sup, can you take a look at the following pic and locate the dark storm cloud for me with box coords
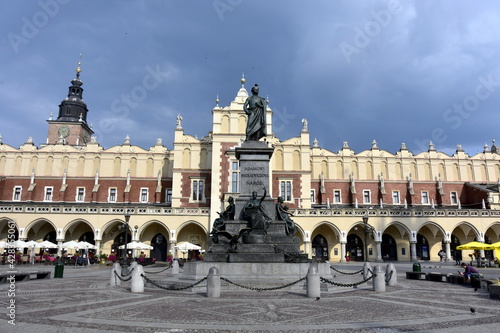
[1,0,500,156]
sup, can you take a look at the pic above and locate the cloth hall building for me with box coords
[1,69,500,263]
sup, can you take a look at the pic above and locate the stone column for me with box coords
[57,240,63,257]
[94,240,101,256]
[444,241,452,262]
[410,241,417,262]
[375,241,383,262]
[340,241,347,262]
[301,240,310,258]
[170,241,177,259]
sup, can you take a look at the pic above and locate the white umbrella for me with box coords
[61,240,81,249]
[25,240,43,248]
[78,241,97,250]
[39,240,58,249]
[0,240,9,248]
[11,240,28,248]
[118,241,153,250]
[175,241,201,251]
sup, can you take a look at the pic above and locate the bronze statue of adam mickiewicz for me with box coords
[244,84,267,141]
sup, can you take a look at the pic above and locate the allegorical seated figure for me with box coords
[243,188,272,234]
[210,196,235,244]
[276,196,297,236]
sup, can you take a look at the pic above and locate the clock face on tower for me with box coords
[58,125,70,138]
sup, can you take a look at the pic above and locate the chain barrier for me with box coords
[330,266,364,275]
[385,270,393,283]
[320,274,375,288]
[144,266,171,274]
[141,274,207,291]
[114,270,133,282]
[220,276,307,291]
[119,266,135,277]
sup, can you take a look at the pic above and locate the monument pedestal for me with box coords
[204,140,307,269]
[181,261,333,290]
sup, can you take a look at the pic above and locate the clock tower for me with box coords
[47,56,94,146]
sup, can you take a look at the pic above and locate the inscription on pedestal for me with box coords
[241,166,268,186]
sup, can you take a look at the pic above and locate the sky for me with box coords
[1,0,500,156]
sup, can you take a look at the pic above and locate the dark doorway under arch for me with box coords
[416,234,430,260]
[151,233,167,261]
[346,234,364,261]
[312,235,329,261]
[381,234,397,261]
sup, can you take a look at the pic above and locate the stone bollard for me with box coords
[306,265,320,298]
[171,260,180,275]
[110,262,121,287]
[130,261,138,270]
[363,262,372,281]
[386,263,397,286]
[131,264,145,293]
[206,267,221,298]
[372,265,386,292]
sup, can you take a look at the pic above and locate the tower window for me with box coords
[66,107,71,115]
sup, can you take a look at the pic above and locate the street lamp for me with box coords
[121,212,131,264]
[362,215,375,262]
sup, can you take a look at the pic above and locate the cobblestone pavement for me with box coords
[0,262,499,333]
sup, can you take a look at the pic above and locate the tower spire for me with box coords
[76,54,82,79]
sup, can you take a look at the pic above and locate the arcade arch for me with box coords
[176,220,208,260]
[24,218,57,242]
[310,222,341,262]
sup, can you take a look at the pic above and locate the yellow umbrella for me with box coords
[484,241,500,250]
[456,241,489,250]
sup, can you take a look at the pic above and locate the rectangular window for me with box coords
[334,190,341,203]
[280,180,292,202]
[140,188,149,203]
[450,191,458,205]
[231,161,239,193]
[165,189,172,203]
[421,191,429,204]
[392,191,400,204]
[108,188,117,203]
[192,180,204,202]
[13,186,22,201]
[310,189,316,204]
[44,187,53,202]
[363,190,371,204]
[76,187,85,202]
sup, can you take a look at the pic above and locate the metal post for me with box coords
[123,213,130,264]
